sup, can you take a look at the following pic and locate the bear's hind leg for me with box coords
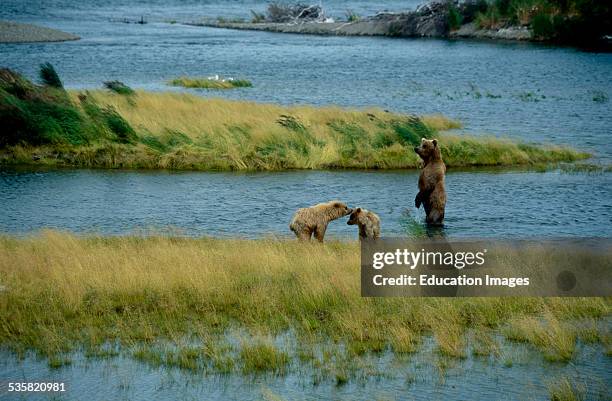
[296,229,313,241]
[426,209,444,225]
[314,225,327,242]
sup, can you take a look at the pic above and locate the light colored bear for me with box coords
[290,200,352,242]
[347,207,381,240]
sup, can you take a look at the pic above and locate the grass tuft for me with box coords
[168,76,253,89]
[504,313,576,362]
[39,63,63,89]
[240,341,289,374]
[104,81,135,96]
[548,377,585,401]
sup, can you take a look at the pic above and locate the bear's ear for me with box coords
[355,207,362,213]
[432,139,438,147]
[333,202,342,208]
[421,138,426,143]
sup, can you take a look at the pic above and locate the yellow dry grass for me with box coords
[0,231,608,372]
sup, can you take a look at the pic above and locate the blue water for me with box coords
[1,0,611,160]
[1,167,611,238]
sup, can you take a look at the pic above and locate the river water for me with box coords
[1,167,611,238]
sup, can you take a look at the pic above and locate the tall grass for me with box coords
[28,90,589,170]
[1,69,590,170]
[0,231,608,373]
[0,68,133,147]
[548,377,586,401]
[39,62,63,89]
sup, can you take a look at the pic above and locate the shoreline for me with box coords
[185,0,611,50]
[0,21,79,43]
[187,19,532,42]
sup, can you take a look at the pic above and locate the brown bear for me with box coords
[289,201,352,242]
[347,208,381,240]
[414,138,446,225]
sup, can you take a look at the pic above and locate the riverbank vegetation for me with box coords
[0,66,590,171]
[168,76,253,89]
[0,231,609,378]
[473,0,611,44]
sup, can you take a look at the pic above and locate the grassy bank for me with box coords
[0,231,609,377]
[168,76,253,89]
[0,67,590,171]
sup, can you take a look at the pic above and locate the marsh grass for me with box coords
[504,313,576,362]
[470,328,499,358]
[16,90,587,170]
[547,377,586,401]
[168,77,253,89]
[1,69,589,170]
[240,340,289,374]
[103,80,135,96]
[0,231,609,377]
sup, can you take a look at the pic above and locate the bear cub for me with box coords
[347,208,381,240]
[290,200,352,242]
[414,138,446,225]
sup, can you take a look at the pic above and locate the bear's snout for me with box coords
[414,146,419,153]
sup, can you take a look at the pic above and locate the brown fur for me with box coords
[414,138,446,225]
[289,201,352,242]
[347,208,380,240]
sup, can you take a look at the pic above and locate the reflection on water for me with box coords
[1,168,611,238]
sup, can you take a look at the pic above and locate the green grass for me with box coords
[240,341,289,374]
[103,80,135,96]
[0,68,133,147]
[0,68,591,170]
[39,62,63,89]
[168,76,253,89]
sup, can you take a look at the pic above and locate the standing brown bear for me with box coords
[347,208,381,240]
[414,138,446,225]
[290,200,352,242]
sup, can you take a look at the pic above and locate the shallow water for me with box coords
[0,337,609,401]
[1,168,610,238]
[1,1,611,161]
